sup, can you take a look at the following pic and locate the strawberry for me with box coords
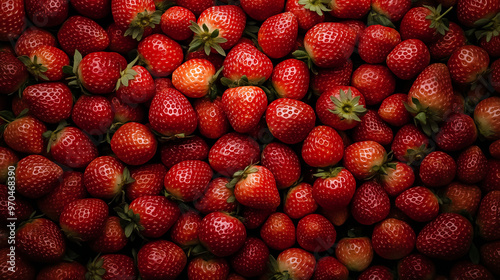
[312,167,356,210]
[372,218,416,260]
[396,186,439,222]
[476,190,500,241]
[419,151,456,187]
[16,218,65,263]
[2,114,47,155]
[0,248,35,280]
[37,171,87,221]
[313,256,348,280]
[316,85,367,131]
[221,86,267,134]
[335,237,373,272]
[456,145,488,184]
[482,159,500,192]
[70,0,110,19]
[160,136,209,169]
[480,33,500,58]
[110,122,157,165]
[149,88,198,137]
[0,51,28,95]
[193,97,230,139]
[83,156,132,199]
[397,254,435,280]
[172,59,218,99]
[14,27,56,57]
[358,24,401,64]
[123,195,180,238]
[416,213,473,260]
[170,210,201,247]
[302,125,344,168]
[230,237,270,278]
[16,155,63,199]
[106,23,138,55]
[25,0,68,28]
[138,34,183,77]
[262,142,301,189]
[189,5,246,56]
[330,0,370,19]
[480,241,500,276]
[222,42,273,86]
[176,0,214,16]
[0,0,25,41]
[405,63,454,136]
[428,21,466,60]
[258,12,298,59]
[21,82,73,124]
[369,0,412,24]
[110,95,145,123]
[351,64,396,106]
[386,39,431,80]
[271,59,309,100]
[351,181,390,225]
[241,206,275,230]
[208,132,260,177]
[271,248,316,280]
[194,177,237,214]
[457,0,500,27]
[160,6,195,41]
[491,139,500,159]
[343,140,389,180]
[199,211,247,257]
[266,98,316,144]
[126,163,166,201]
[86,254,137,280]
[358,266,394,280]
[490,59,500,93]
[18,46,69,82]
[297,213,336,252]
[352,110,393,146]
[240,0,284,21]
[46,126,98,169]
[400,5,453,43]
[260,212,296,251]
[450,261,495,280]
[295,22,356,68]
[36,261,86,280]
[379,161,415,196]
[137,240,187,280]
[285,0,324,31]
[474,97,500,140]
[0,147,18,184]
[448,45,490,84]
[187,257,229,280]
[164,160,212,202]
[57,16,110,57]
[111,0,160,41]
[311,60,353,95]
[391,124,431,164]
[378,93,414,126]
[88,216,128,253]
[441,182,481,215]
[116,65,155,104]
[59,198,109,242]
[283,183,318,219]
[435,113,477,151]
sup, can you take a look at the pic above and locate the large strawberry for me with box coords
[240,0,284,21]
[21,82,73,124]
[137,240,187,280]
[266,98,316,144]
[351,181,390,225]
[111,0,161,41]
[110,122,157,165]
[59,198,109,242]
[46,126,98,169]
[351,64,396,106]
[222,86,268,133]
[164,160,212,202]
[270,248,316,280]
[302,125,344,168]
[271,59,310,100]
[296,214,336,252]
[138,34,184,77]
[258,12,298,59]
[260,212,296,251]
[83,156,133,199]
[15,155,63,199]
[198,211,247,257]
[16,218,65,263]
[386,39,431,80]
[312,167,356,210]
[2,114,46,154]
[57,16,110,57]
[0,0,25,41]
[372,218,415,260]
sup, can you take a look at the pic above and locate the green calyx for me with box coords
[115,56,140,91]
[292,48,317,75]
[405,143,433,165]
[367,11,395,28]
[85,255,106,280]
[225,165,259,189]
[43,120,69,153]
[313,166,344,179]
[64,49,89,95]
[475,12,500,42]
[124,10,162,41]
[404,97,441,136]
[188,22,228,56]
[18,55,49,81]
[328,88,367,122]
[114,203,145,241]
[298,0,331,16]
[424,4,452,36]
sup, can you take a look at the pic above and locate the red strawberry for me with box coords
[231,237,270,278]
[490,59,500,94]
[110,122,157,165]
[479,33,500,57]
[369,0,412,24]
[111,0,160,41]
[397,254,435,280]
[59,198,109,242]
[199,211,247,257]
[386,39,431,80]
[109,95,145,123]
[222,42,273,85]
[84,156,132,199]
[302,125,344,168]
[481,241,500,276]
[126,163,167,201]
[18,46,69,82]
[335,237,373,272]
[313,256,348,280]
[86,254,137,280]
[491,139,500,159]
[482,159,500,192]
[283,182,318,219]
[260,212,295,251]
[172,59,217,99]
[429,21,466,60]
[16,218,65,263]
[312,167,356,210]
[25,0,68,28]
[0,184,33,225]
[193,97,229,139]
[311,60,353,95]
[37,171,87,221]
[358,266,394,280]
[351,181,390,225]
[330,0,370,19]
[106,23,138,55]
[0,51,28,95]
[137,240,187,280]
[195,177,237,214]
[457,0,500,27]
[400,5,453,43]
[391,124,431,163]
[352,110,393,146]
[419,151,456,187]
[21,82,73,124]
[169,210,201,247]
[416,213,473,260]
[0,147,18,184]
[149,88,198,137]
[358,24,401,64]
[258,12,298,59]
[262,142,301,189]
[3,115,46,154]
[164,160,212,202]
[57,16,110,56]
[441,182,482,215]
[266,98,316,144]
[185,49,225,70]
[138,34,183,77]
[285,0,324,31]
[271,59,310,100]
[116,65,155,104]
[297,213,336,252]
[474,97,500,140]
[241,206,275,230]
[208,132,260,177]
[187,257,229,280]
[88,216,128,253]
[476,190,500,241]
[448,45,489,84]
[379,161,415,196]
[46,126,98,169]
[240,0,284,21]
[36,261,86,280]
[396,186,439,222]
[343,140,388,180]
[456,145,488,184]
[450,261,495,280]
[0,247,35,280]
[271,248,316,280]
[16,155,63,199]
[160,136,209,169]
[14,28,55,56]
[351,64,396,106]
[435,113,477,151]
[160,6,195,41]
[176,0,214,17]
[372,218,416,260]
[70,0,110,19]
[0,0,25,41]
[221,86,268,134]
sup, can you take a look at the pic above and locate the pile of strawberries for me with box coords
[2,0,500,279]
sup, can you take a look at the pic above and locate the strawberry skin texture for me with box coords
[164,160,212,202]
[234,165,281,210]
[3,115,46,154]
[195,177,237,214]
[126,163,167,200]
[419,151,456,187]
[441,182,482,216]
[313,256,349,280]
[70,0,110,19]
[313,168,357,210]
[271,59,310,100]
[111,0,156,31]
[170,210,201,247]
[83,156,127,199]
[72,95,114,135]
[387,39,431,80]
[240,0,284,22]
[88,216,128,253]
[435,113,478,151]
[116,65,155,104]
[77,52,126,94]
[372,218,416,260]
[429,22,466,60]
[352,64,396,106]
[0,51,29,95]
[397,254,436,280]
[172,59,215,99]
[316,85,366,131]
[22,82,73,124]
[128,195,180,238]
[343,140,386,180]
[160,136,209,169]
[25,45,69,81]
[138,34,183,77]
[0,147,18,184]
[199,211,247,257]
[358,24,401,64]
[187,257,230,280]
[160,6,196,41]
[474,97,500,140]
[396,186,439,222]
[15,27,57,57]
[222,86,268,134]
[137,240,187,280]
[476,190,500,241]
[194,96,230,139]
[16,155,63,199]
[335,237,373,272]
[222,42,273,84]
[352,109,393,146]
[457,0,500,27]
[302,125,344,168]
[379,161,415,197]
[57,16,109,57]
[16,218,66,263]
[266,98,316,144]
[285,0,324,31]
[448,45,489,84]
[111,122,157,165]
[59,198,109,242]
[351,181,390,225]
[456,146,488,184]
[358,265,394,280]
[296,214,336,252]
[276,248,316,280]
[262,142,301,189]
[260,212,295,251]
[36,262,86,280]
[0,248,36,280]
[283,183,318,220]
[258,12,298,59]
[25,0,68,28]
[48,126,98,169]
[0,0,25,41]
[230,237,270,278]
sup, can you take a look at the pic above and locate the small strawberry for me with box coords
[316,86,367,131]
[351,181,390,225]
[456,145,488,184]
[358,24,401,64]
[57,16,110,57]
[18,46,69,82]
[358,266,394,280]
[399,5,453,43]
[172,59,219,99]
[88,216,128,253]
[0,51,28,95]
[285,0,324,31]
[271,59,310,100]
[231,237,270,278]
[335,237,373,272]
[59,198,109,242]
[379,161,415,196]
[302,125,344,168]
[396,186,440,222]
[283,182,318,220]
[138,34,184,77]
[111,0,161,41]
[126,163,167,201]
[46,126,98,169]
[0,0,25,41]
[441,182,482,215]
[240,0,284,21]
[386,39,431,80]
[476,190,500,241]
[270,248,316,280]
[297,214,336,252]
[110,122,157,165]
[260,212,296,251]
[397,254,435,280]
[266,98,316,144]
[391,124,431,164]
[419,151,456,187]
[21,82,73,124]
[221,42,273,86]
[25,0,68,28]
[262,142,301,189]
[199,211,247,257]
[106,23,138,55]
[372,218,416,260]
[435,113,478,151]
[2,114,46,154]
[352,110,393,146]
[86,254,137,280]
[169,210,201,247]
[312,167,356,210]
[160,136,209,169]
[187,257,229,280]
[16,218,65,263]
[137,240,187,280]
[448,45,490,84]
[193,96,230,139]
[109,95,145,123]
[310,60,353,95]
[160,6,195,41]
[15,155,63,199]
[36,261,86,280]
[428,21,466,60]
[258,12,298,59]
[84,156,132,200]
[164,160,212,202]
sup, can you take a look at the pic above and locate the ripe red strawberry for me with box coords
[448,45,489,84]
[36,261,86,280]
[396,186,439,222]
[379,161,415,196]
[187,257,229,280]
[343,140,388,180]
[193,97,229,139]
[400,5,453,43]
[186,49,225,70]
[456,145,488,184]
[372,218,416,260]
[297,214,336,252]
[109,95,145,123]
[0,184,33,224]
[429,21,466,59]
[295,22,356,68]
[106,23,138,55]
[283,183,318,219]
[285,0,324,31]
[3,115,46,154]
[480,241,500,276]
[160,136,209,169]
[137,240,187,280]
[313,256,348,280]
[46,126,98,169]
[386,39,431,80]
[172,59,217,99]
[351,181,390,225]
[419,151,456,187]
[160,6,195,41]
[311,60,353,95]
[230,237,269,278]
[405,63,454,136]
[351,64,396,106]
[441,182,482,215]
[86,254,137,280]
[70,0,110,19]
[0,247,35,280]
[199,211,247,257]
[450,261,495,280]
[222,42,273,85]
[88,216,128,253]
[397,254,436,280]
[335,237,373,272]
[25,0,68,28]
[208,132,260,177]
[57,16,109,56]
[358,24,401,64]
[16,218,65,263]
[271,248,316,280]
[138,34,183,77]
[369,0,412,24]
[194,177,237,214]
[271,59,309,100]
[21,82,73,124]
[482,159,500,192]
[258,12,298,59]
[149,88,198,137]
[260,212,295,251]
[59,198,109,242]
[391,124,430,163]
[110,122,157,165]
[474,97,500,140]
[266,98,316,144]
[312,167,356,210]
[240,0,284,21]
[14,27,56,56]
[169,210,201,247]
[302,125,344,168]
[262,142,301,189]
[111,0,160,41]
[0,0,25,41]
[83,156,132,199]
[0,51,28,95]
[126,163,167,201]
[358,265,394,280]
[116,65,155,104]
[124,195,180,238]
[476,190,500,241]
[221,86,267,134]
[176,0,214,16]
[479,32,500,57]
[457,0,500,27]
[164,160,212,202]
[37,171,87,221]
[352,110,393,145]
[435,113,477,151]
[18,46,69,82]
[16,155,63,199]
[417,213,473,260]
[0,147,18,183]
[330,0,370,19]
